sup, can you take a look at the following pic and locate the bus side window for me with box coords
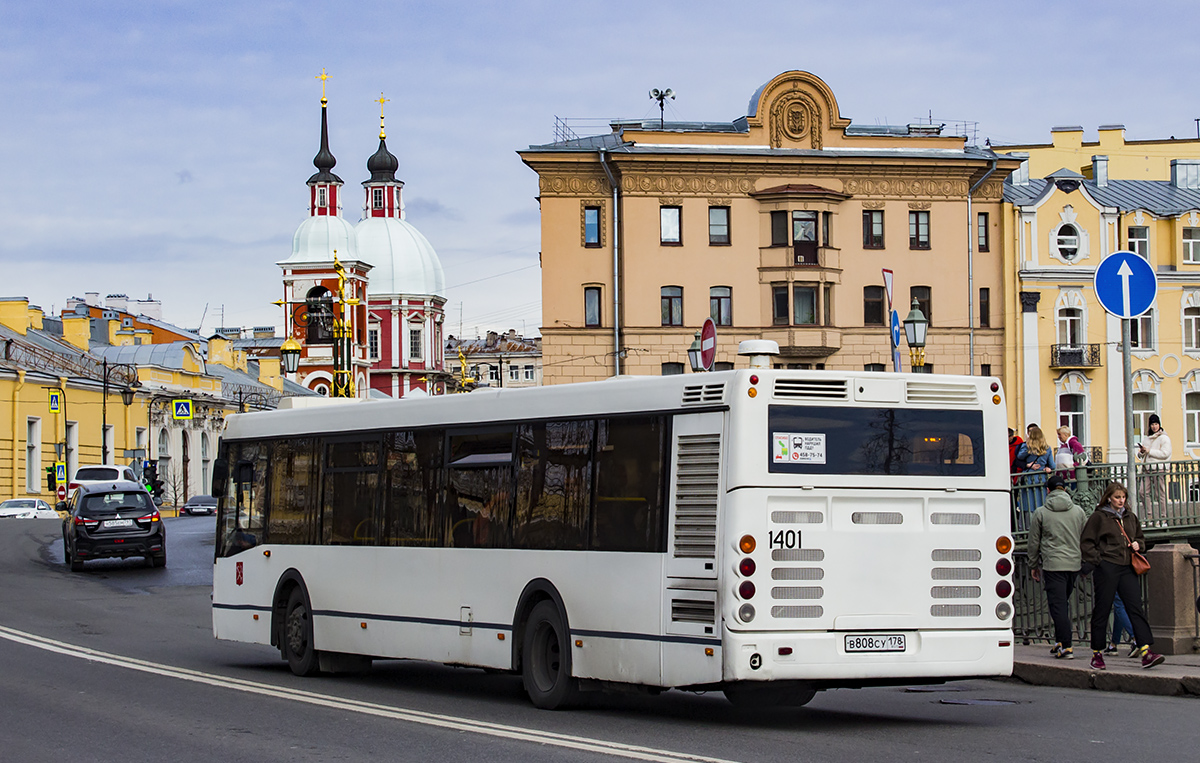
[227,460,261,554]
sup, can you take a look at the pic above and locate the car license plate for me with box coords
[103,519,135,528]
[844,634,906,653]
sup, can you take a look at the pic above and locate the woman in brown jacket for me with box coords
[1080,481,1164,670]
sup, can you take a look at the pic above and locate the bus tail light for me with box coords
[738,558,756,576]
[995,557,1012,576]
[739,535,756,554]
[738,581,756,599]
[995,580,1012,598]
[995,536,1012,554]
[996,602,1012,621]
[738,603,755,622]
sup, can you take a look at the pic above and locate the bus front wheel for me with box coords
[283,588,321,676]
[522,600,578,709]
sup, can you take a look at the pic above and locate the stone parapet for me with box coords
[1146,543,1200,656]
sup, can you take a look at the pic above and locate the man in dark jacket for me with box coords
[1029,475,1086,658]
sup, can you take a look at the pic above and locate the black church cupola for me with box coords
[362,93,404,219]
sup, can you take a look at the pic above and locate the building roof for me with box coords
[1004,175,1200,215]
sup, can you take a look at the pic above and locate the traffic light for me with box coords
[45,465,56,491]
[151,478,165,500]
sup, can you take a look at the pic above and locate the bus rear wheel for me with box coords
[723,682,817,709]
[283,588,321,676]
[522,600,577,709]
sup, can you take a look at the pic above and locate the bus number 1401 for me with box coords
[768,529,801,549]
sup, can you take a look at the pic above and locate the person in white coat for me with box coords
[1137,413,1172,520]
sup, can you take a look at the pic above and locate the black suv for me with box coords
[61,481,166,570]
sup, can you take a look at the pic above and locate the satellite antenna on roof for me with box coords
[649,88,674,130]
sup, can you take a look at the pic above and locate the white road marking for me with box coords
[0,624,740,763]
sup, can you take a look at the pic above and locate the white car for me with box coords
[70,465,140,493]
[0,498,59,519]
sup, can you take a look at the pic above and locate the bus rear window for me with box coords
[767,405,985,477]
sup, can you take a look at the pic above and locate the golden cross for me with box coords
[315,68,331,103]
[376,92,389,138]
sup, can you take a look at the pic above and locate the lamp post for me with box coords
[236,389,271,413]
[280,336,302,374]
[687,331,704,372]
[101,359,141,464]
[902,297,929,373]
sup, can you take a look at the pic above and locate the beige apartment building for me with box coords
[520,70,1020,384]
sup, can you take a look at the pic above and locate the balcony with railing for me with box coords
[1049,343,1102,368]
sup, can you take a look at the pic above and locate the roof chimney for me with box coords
[1092,155,1108,188]
[1171,159,1200,190]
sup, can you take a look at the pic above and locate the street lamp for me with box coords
[280,336,302,374]
[101,359,141,464]
[236,389,271,413]
[902,297,928,372]
[687,331,704,372]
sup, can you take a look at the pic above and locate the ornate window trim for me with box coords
[1054,371,1091,446]
[1182,290,1200,357]
[1183,370,1200,451]
[1049,206,1090,264]
[580,200,606,248]
[1054,289,1087,345]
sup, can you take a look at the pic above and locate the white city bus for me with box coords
[211,368,1014,708]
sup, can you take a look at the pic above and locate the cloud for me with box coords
[405,197,460,221]
[176,170,194,184]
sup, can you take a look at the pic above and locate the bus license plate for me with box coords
[845,634,906,653]
[104,519,134,528]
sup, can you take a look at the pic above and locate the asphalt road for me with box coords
[1,517,1197,763]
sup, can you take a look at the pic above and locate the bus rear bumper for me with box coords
[721,628,1013,684]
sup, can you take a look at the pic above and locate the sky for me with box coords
[1,0,1195,339]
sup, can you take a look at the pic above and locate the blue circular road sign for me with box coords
[890,310,901,348]
[1094,250,1157,319]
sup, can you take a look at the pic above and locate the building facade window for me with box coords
[864,363,886,372]
[487,365,499,383]
[368,327,380,360]
[911,285,932,326]
[770,210,788,246]
[909,211,930,249]
[318,187,327,208]
[509,365,520,381]
[523,365,535,381]
[977,212,989,252]
[772,285,789,325]
[1130,310,1155,350]
[1057,307,1083,347]
[709,286,732,326]
[1186,391,1200,448]
[792,211,818,263]
[708,206,730,245]
[584,286,602,328]
[661,362,684,375]
[583,206,601,247]
[1055,224,1080,261]
[979,287,990,328]
[981,363,992,376]
[863,286,885,325]
[1132,391,1157,437]
[862,210,884,249]
[1184,228,1200,264]
[25,418,40,493]
[661,286,683,326]
[660,206,682,245]
[1127,226,1149,259]
[372,188,384,209]
[793,285,817,325]
[1059,393,1087,444]
[409,327,423,359]
[1185,305,1200,352]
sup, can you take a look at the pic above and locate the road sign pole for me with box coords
[1121,319,1138,512]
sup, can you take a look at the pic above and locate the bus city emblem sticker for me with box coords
[772,433,826,464]
[235,561,243,586]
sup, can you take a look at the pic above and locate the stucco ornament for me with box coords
[770,91,822,149]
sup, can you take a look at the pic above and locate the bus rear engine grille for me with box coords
[931,604,982,617]
[931,549,982,562]
[932,567,981,580]
[673,434,721,558]
[852,512,903,525]
[770,510,823,524]
[905,381,979,405]
[671,598,716,624]
[772,379,848,401]
[931,586,981,599]
[771,548,825,562]
[930,512,981,525]
[682,383,726,405]
[772,605,824,619]
[772,586,824,600]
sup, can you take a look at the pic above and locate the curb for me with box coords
[1012,661,1200,697]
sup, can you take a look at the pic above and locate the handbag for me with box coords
[1116,519,1151,575]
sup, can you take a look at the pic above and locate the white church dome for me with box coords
[356,216,445,297]
[285,214,359,264]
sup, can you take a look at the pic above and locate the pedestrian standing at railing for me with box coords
[1054,426,1087,485]
[1014,425,1053,514]
[1008,428,1025,485]
[1029,475,1086,659]
[1137,414,1171,521]
[1080,481,1165,670]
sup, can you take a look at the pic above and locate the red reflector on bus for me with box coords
[996,580,1012,598]
[738,581,755,599]
[778,647,793,656]
[999,641,1011,648]
[996,558,1012,576]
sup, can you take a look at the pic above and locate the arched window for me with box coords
[1132,392,1158,438]
[1057,307,1083,347]
[157,428,171,480]
[201,433,211,493]
[304,286,334,344]
[1055,224,1079,261]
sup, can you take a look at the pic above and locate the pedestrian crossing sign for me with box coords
[55,462,66,484]
[172,399,193,420]
[48,390,61,413]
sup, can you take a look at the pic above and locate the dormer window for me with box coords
[318,187,328,208]
[373,188,384,209]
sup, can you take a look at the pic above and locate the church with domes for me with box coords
[279,86,447,398]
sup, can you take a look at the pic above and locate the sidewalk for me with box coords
[1012,644,1200,697]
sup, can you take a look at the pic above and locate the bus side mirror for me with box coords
[212,458,228,498]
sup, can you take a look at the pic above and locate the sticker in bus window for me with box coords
[772,433,826,464]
